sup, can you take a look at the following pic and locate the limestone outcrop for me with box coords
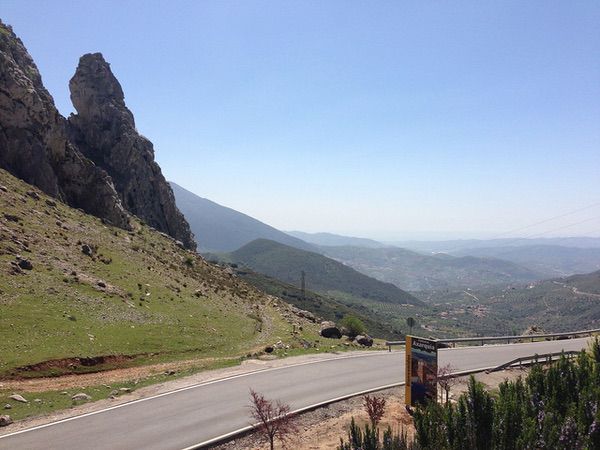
[68,53,195,250]
[0,21,131,229]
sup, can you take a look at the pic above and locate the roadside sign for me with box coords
[405,336,438,406]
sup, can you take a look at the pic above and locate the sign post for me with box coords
[405,336,438,406]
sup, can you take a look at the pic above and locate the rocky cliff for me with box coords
[0,21,131,229]
[68,53,195,250]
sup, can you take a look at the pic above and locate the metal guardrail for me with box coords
[385,328,600,352]
[486,350,580,373]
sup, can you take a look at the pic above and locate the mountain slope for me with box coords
[320,245,543,291]
[170,182,315,252]
[287,231,387,248]
[0,168,317,376]
[228,239,422,306]
[229,267,403,339]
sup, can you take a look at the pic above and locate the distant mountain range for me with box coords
[451,245,600,277]
[170,182,315,252]
[319,245,543,291]
[391,237,600,253]
[219,239,422,306]
[286,231,387,248]
[169,180,600,288]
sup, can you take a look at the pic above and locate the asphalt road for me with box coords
[0,337,591,450]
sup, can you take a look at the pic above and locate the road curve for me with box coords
[0,337,592,450]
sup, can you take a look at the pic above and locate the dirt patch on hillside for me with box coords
[11,354,136,377]
[0,356,227,392]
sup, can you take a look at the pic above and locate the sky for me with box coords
[3,1,599,240]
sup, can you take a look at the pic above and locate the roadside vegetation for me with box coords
[338,339,600,450]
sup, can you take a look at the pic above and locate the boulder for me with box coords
[81,244,94,257]
[0,415,12,427]
[320,321,342,339]
[71,393,92,401]
[8,394,27,403]
[17,258,33,270]
[355,335,374,347]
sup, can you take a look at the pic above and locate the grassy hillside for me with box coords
[0,169,318,377]
[320,245,543,291]
[171,182,315,252]
[229,239,422,306]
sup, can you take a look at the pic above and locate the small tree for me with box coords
[406,317,415,335]
[436,363,457,404]
[341,315,367,338]
[248,389,298,450]
[363,394,387,429]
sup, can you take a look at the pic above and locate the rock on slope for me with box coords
[68,53,195,250]
[0,21,130,229]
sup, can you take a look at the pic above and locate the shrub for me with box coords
[412,345,600,450]
[248,389,297,450]
[338,418,412,450]
[364,394,387,428]
[341,315,367,338]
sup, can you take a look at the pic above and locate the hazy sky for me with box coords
[3,1,599,240]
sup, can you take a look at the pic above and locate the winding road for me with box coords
[0,337,592,450]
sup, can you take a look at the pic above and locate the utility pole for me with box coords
[300,270,306,300]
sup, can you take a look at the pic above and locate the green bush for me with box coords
[341,315,367,338]
[184,256,194,267]
[338,418,412,450]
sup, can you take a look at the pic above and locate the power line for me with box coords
[490,200,600,240]
[439,200,600,254]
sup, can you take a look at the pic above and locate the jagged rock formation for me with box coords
[68,53,195,250]
[0,21,131,229]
